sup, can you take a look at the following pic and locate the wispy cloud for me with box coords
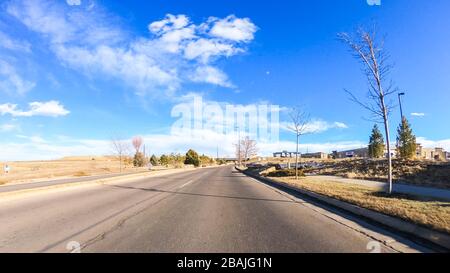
[0,30,32,52]
[66,0,81,6]
[411,112,426,117]
[6,0,258,97]
[0,123,19,132]
[0,131,365,161]
[0,101,70,117]
[0,60,35,95]
[281,120,349,134]
[416,137,450,150]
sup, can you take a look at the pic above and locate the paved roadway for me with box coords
[0,171,146,193]
[0,166,425,253]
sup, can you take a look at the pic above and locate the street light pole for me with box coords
[235,125,241,167]
[398,92,405,120]
[238,129,241,167]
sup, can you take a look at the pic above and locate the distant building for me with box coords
[416,145,447,161]
[331,144,447,161]
[333,148,369,159]
[302,152,329,159]
[273,151,328,159]
[273,151,301,158]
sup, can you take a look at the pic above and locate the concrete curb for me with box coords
[237,167,450,251]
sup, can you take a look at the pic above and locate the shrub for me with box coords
[133,152,145,167]
[73,171,89,177]
[267,169,304,177]
[184,149,200,167]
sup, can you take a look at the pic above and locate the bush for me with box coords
[73,171,89,177]
[160,154,169,166]
[133,152,145,167]
[217,159,227,165]
[266,169,304,177]
[184,149,200,167]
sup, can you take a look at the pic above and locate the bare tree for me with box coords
[132,136,143,153]
[235,136,258,163]
[339,27,396,194]
[288,107,311,180]
[111,137,130,173]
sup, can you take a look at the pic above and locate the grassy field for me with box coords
[0,156,146,185]
[272,176,450,234]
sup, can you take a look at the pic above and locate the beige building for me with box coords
[302,152,329,159]
[416,145,447,161]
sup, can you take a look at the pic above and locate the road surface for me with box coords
[0,166,426,253]
[0,171,147,194]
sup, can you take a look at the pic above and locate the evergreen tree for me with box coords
[368,124,385,158]
[150,154,159,166]
[396,117,417,159]
[184,149,200,167]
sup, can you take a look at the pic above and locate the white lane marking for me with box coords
[179,180,194,189]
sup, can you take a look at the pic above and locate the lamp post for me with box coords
[235,125,241,166]
[398,92,405,120]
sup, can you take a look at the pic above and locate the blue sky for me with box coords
[1,0,449,160]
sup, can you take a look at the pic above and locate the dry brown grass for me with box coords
[0,156,142,185]
[273,176,450,234]
[73,171,89,177]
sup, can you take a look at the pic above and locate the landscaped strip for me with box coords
[239,167,450,250]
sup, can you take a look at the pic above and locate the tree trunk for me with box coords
[295,134,299,180]
[382,108,393,194]
[119,154,122,173]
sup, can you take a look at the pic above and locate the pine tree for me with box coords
[396,117,417,159]
[150,154,159,166]
[368,124,385,158]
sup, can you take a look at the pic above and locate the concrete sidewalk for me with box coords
[308,175,450,201]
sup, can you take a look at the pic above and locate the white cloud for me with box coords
[208,15,257,42]
[0,31,31,52]
[0,101,70,117]
[416,137,450,151]
[6,1,258,97]
[282,120,349,134]
[190,66,234,88]
[66,0,81,6]
[0,130,365,161]
[149,14,190,35]
[0,123,18,132]
[411,112,426,117]
[184,38,239,63]
[0,137,111,161]
[0,60,35,95]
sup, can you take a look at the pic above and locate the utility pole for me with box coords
[398,92,405,120]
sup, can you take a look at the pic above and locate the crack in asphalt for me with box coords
[79,171,212,252]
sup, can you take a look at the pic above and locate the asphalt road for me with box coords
[0,166,424,253]
[0,171,146,193]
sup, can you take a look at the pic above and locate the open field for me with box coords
[270,176,450,234]
[0,156,148,185]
